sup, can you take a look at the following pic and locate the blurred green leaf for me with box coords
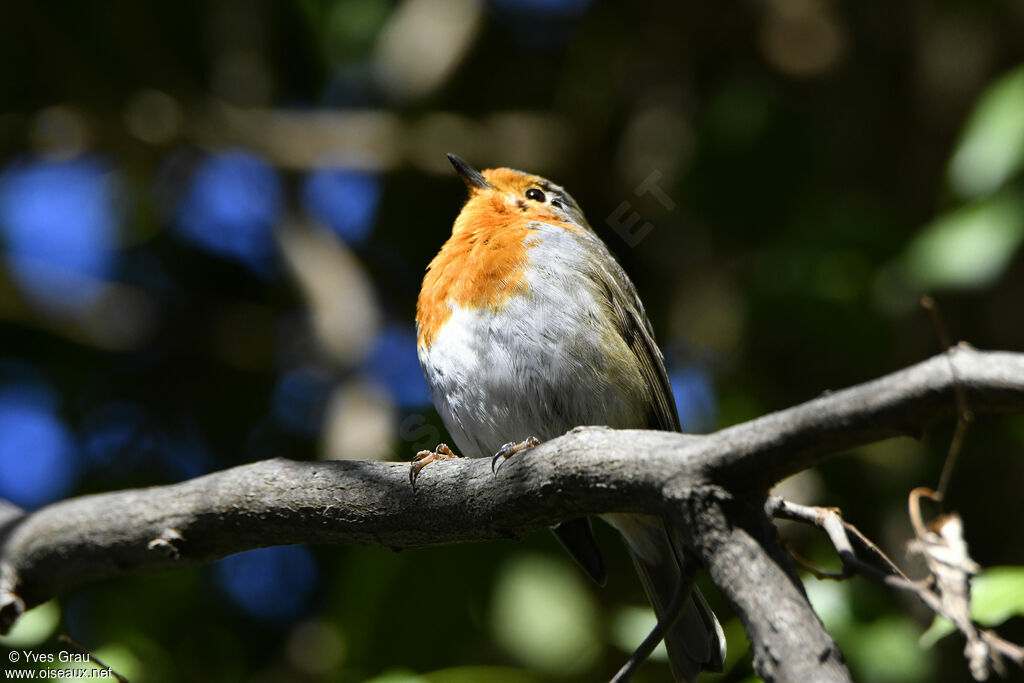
[720,616,752,673]
[324,0,391,61]
[904,190,1024,290]
[490,554,600,676]
[949,65,1024,199]
[286,618,346,676]
[806,580,933,681]
[112,633,178,683]
[365,670,430,683]
[0,601,59,648]
[60,643,142,682]
[921,566,1024,647]
[609,605,667,661]
[844,616,934,683]
[423,666,543,683]
[967,565,1024,628]
[804,578,854,635]
[919,618,954,649]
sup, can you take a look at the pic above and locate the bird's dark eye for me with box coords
[525,188,546,202]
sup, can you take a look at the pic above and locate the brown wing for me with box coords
[589,249,681,433]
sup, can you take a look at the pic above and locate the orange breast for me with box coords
[417,200,536,350]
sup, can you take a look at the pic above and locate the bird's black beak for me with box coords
[447,153,495,191]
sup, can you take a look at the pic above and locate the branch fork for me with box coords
[1,348,1023,681]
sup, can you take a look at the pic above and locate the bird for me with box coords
[413,153,726,681]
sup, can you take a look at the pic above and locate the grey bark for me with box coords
[2,347,1023,682]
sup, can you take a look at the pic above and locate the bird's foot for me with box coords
[492,436,540,474]
[410,443,460,485]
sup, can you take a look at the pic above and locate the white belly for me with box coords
[418,239,649,459]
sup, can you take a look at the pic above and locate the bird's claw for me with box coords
[491,436,540,474]
[410,443,459,485]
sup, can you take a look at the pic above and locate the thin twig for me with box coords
[610,562,695,682]
[981,630,1024,670]
[921,296,973,501]
[57,634,129,683]
[768,498,907,580]
[783,540,849,581]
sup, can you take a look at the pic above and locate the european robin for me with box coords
[414,154,726,681]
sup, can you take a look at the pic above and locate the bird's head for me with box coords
[446,153,591,235]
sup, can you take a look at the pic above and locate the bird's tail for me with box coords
[606,514,726,682]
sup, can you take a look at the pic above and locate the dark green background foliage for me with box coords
[1,1,1023,681]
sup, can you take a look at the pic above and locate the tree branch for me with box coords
[678,488,852,681]
[2,347,1023,681]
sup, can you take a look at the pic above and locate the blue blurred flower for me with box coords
[272,368,334,436]
[81,402,210,482]
[215,545,319,625]
[0,157,119,313]
[81,402,160,473]
[153,420,212,482]
[668,367,717,434]
[174,150,283,274]
[0,382,78,508]
[363,325,430,408]
[492,0,592,13]
[301,167,381,246]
